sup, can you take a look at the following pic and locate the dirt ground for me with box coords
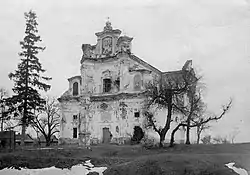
[0,143,249,175]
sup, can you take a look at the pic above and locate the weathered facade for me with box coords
[58,21,193,145]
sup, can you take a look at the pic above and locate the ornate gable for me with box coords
[81,21,122,59]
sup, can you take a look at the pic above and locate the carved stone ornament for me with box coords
[102,36,112,55]
[82,44,96,58]
[100,103,108,110]
[117,36,133,54]
[102,69,112,77]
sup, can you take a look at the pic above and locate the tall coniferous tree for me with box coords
[8,10,51,145]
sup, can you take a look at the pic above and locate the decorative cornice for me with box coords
[128,68,152,74]
[95,29,122,37]
[67,75,81,82]
[81,55,118,64]
[90,92,147,102]
[58,92,147,103]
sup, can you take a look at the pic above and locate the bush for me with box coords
[140,136,157,149]
[131,126,144,145]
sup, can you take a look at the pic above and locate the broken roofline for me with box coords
[70,58,193,83]
[81,52,192,75]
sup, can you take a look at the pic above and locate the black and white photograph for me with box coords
[0,0,249,174]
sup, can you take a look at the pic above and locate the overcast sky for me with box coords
[0,0,249,142]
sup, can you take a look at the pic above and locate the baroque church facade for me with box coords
[58,21,192,145]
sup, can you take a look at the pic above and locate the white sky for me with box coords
[0,0,250,142]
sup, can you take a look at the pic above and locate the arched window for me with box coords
[134,74,142,90]
[73,82,79,96]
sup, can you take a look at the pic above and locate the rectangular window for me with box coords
[134,112,140,118]
[73,128,77,138]
[103,78,112,93]
[73,115,78,120]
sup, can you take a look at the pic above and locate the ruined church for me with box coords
[58,21,192,145]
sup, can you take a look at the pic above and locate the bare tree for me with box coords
[195,120,210,144]
[228,127,240,144]
[31,97,60,146]
[174,90,206,144]
[144,65,197,147]
[0,88,10,131]
[168,83,206,145]
[213,135,230,144]
[169,98,232,147]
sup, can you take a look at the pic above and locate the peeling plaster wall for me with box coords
[59,52,191,144]
[60,102,79,138]
[59,39,193,145]
[80,55,155,95]
[59,96,147,144]
[59,96,196,144]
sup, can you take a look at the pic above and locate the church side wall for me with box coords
[59,101,81,145]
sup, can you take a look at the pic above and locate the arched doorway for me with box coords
[102,127,112,143]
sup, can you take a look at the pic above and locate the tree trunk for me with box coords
[21,124,26,146]
[21,57,29,146]
[159,133,165,148]
[196,126,201,144]
[170,124,183,147]
[159,93,173,147]
[185,119,191,144]
[46,139,51,147]
[1,106,4,131]
[197,134,200,144]
[1,116,3,132]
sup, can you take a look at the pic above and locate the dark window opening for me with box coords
[73,115,78,120]
[134,112,140,118]
[73,82,79,96]
[103,78,112,93]
[73,128,77,138]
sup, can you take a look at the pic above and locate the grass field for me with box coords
[0,143,249,175]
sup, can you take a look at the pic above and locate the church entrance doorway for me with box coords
[102,127,112,144]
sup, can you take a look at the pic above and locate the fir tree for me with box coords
[8,10,51,145]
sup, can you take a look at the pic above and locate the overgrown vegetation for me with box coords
[143,64,197,147]
[131,126,144,144]
[143,62,233,147]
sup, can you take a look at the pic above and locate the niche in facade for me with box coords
[102,36,113,55]
[119,102,128,119]
[73,82,79,96]
[134,74,142,91]
[114,78,120,91]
